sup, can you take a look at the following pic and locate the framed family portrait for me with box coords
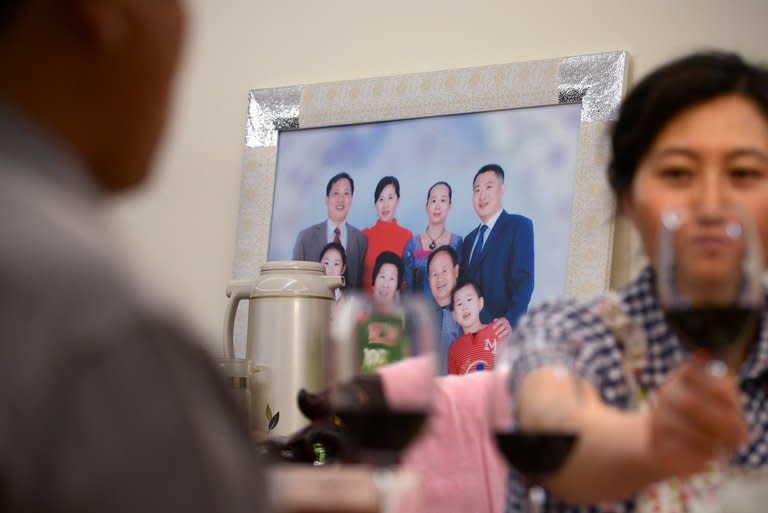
[230,51,629,355]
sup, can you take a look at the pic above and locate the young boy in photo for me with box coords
[448,280,501,375]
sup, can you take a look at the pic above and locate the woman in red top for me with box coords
[362,176,413,293]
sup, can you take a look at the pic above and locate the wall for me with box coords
[106,0,768,354]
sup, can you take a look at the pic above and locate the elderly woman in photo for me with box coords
[402,181,463,301]
[370,250,404,309]
[362,176,413,294]
[359,251,408,373]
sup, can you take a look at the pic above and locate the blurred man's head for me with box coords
[0,0,187,192]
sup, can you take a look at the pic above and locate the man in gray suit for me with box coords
[293,172,367,289]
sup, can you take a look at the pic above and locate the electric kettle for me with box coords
[223,261,344,436]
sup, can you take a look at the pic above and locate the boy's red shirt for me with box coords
[447,324,500,375]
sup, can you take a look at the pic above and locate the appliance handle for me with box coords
[223,281,252,358]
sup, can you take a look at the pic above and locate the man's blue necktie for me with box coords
[469,224,488,269]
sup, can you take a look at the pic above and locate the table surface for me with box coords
[268,464,380,513]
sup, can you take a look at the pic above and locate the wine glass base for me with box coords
[371,467,420,513]
[528,485,546,513]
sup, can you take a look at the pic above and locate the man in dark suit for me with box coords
[293,172,368,289]
[460,164,534,335]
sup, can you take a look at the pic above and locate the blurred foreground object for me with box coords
[328,294,436,466]
[261,381,383,465]
[268,465,379,513]
[0,1,267,511]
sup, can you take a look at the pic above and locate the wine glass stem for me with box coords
[372,467,417,513]
[528,485,545,513]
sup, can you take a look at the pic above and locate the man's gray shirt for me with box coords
[0,104,266,513]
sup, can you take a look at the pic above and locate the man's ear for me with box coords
[478,297,485,312]
[452,264,459,279]
[68,0,130,49]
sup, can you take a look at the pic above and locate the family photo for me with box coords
[267,103,582,374]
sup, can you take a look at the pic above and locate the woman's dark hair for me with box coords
[373,176,400,203]
[319,242,347,287]
[371,251,404,289]
[608,51,768,199]
[426,181,452,204]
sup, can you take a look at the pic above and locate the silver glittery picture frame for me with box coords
[229,51,629,355]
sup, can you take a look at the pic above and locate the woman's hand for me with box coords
[646,354,748,478]
[542,359,747,504]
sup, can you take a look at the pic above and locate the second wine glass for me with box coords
[327,292,436,466]
[490,326,583,513]
[657,205,763,361]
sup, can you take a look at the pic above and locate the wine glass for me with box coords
[327,292,437,511]
[658,205,763,363]
[657,205,764,507]
[490,325,583,513]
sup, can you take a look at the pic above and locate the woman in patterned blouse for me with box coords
[280,51,768,513]
[506,51,768,513]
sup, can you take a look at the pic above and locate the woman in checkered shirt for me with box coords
[285,51,768,513]
[506,51,768,513]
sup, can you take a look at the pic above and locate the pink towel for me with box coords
[378,359,508,513]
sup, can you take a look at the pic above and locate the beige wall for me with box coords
[106,0,768,354]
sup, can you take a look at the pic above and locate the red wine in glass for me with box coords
[335,407,428,464]
[494,431,578,478]
[658,207,764,359]
[665,306,760,354]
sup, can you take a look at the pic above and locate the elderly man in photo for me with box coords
[293,172,368,289]
[460,163,534,338]
[0,1,266,512]
[426,244,463,375]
